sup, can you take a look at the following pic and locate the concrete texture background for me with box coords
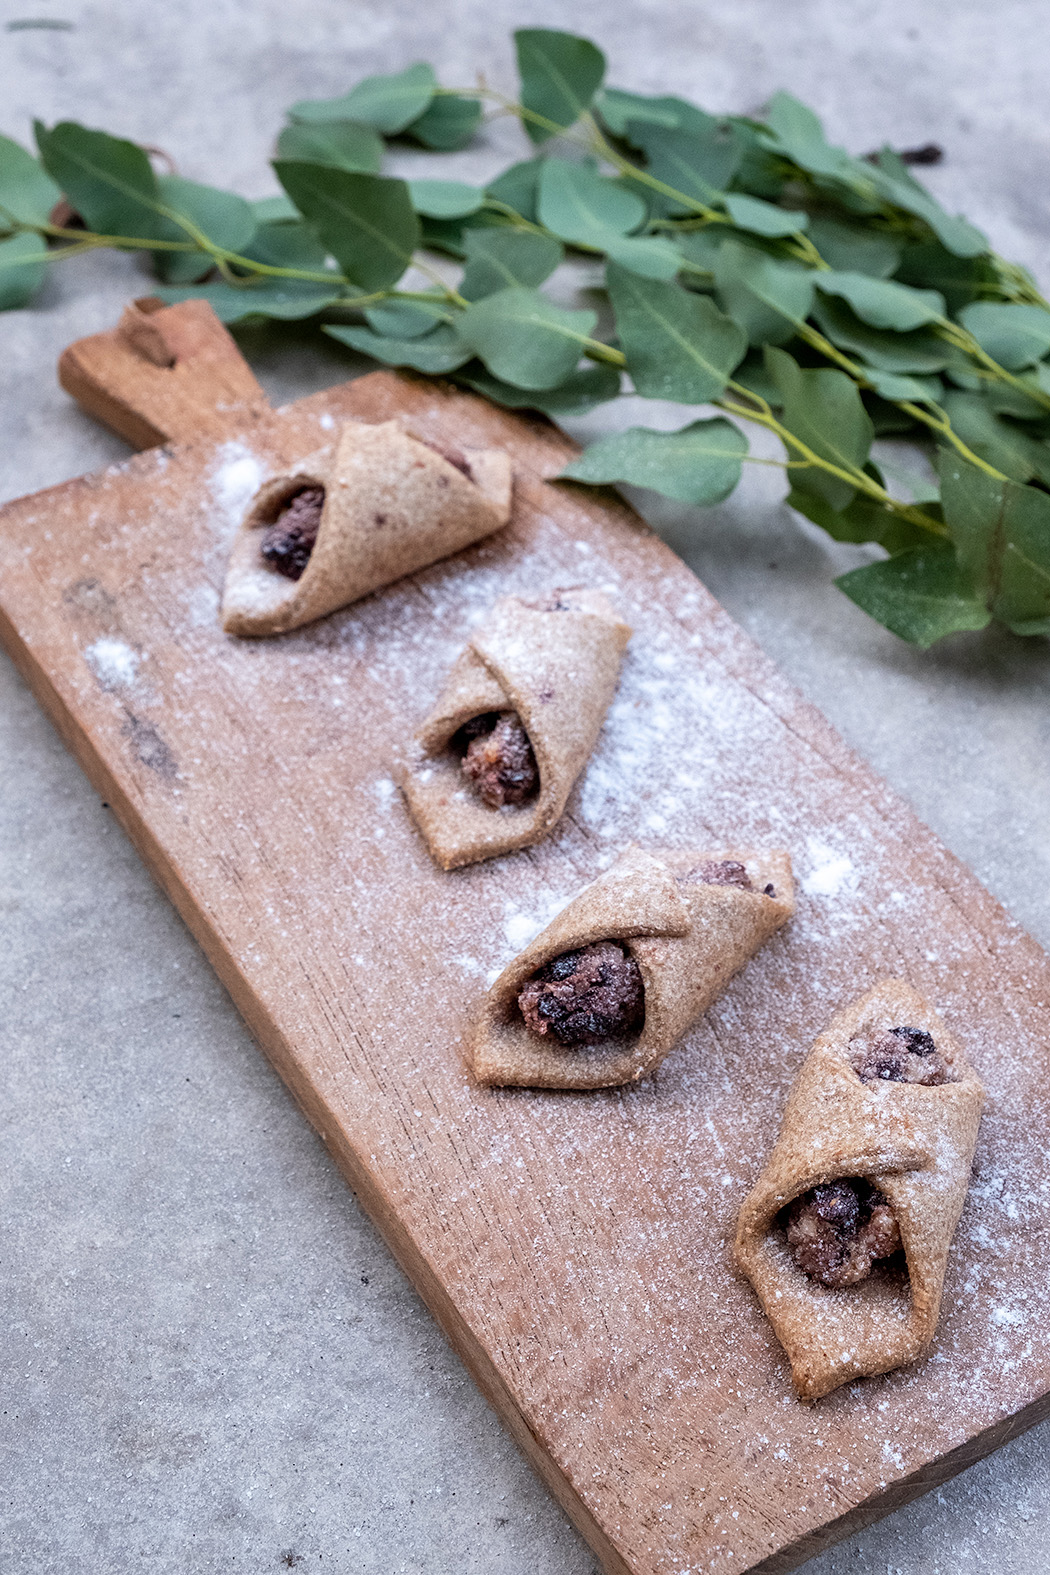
[2,2,1048,1571]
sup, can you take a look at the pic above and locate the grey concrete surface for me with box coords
[2,2,1048,1571]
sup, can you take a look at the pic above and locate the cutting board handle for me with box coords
[58,296,270,450]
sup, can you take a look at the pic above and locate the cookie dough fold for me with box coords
[471,844,794,1089]
[221,418,513,636]
[398,589,632,869]
[734,978,984,1402]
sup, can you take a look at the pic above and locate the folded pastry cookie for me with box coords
[734,978,984,1401]
[397,589,631,869]
[470,844,794,1089]
[221,418,513,636]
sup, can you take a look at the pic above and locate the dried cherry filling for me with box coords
[260,485,325,580]
[451,711,539,808]
[518,941,644,1046]
[783,1178,903,1289]
[852,1024,954,1086]
[678,860,776,898]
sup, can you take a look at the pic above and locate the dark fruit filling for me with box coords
[679,859,754,890]
[518,941,644,1046]
[454,711,539,808]
[852,1024,954,1086]
[784,1178,902,1288]
[260,485,325,580]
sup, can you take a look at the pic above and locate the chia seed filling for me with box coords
[453,711,539,808]
[518,941,644,1046]
[260,485,325,580]
[784,1177,902,1288]
[852,1024,954,1086]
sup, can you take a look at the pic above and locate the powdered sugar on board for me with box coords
[13,381,1050,1575]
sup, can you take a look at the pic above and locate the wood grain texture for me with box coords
[3,308,1050,1575]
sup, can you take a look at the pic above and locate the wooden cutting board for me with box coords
[3,298,1048,1575]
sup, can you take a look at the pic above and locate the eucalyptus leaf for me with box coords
[561,418,747,504]
[37,121,163,238]
[896,241,993,313]
[408,179,484,219]
[786,487,928,554]
[957,302,1050,371]
[324,322,472,373]
[364,297,449,337]
[607,262,747,402]
[0,133,60,226]
[514,28,606,143]
[156,279,341,321]
[762,93,862,185]
[812,295,950,373]
[538,157,646,244]
[251,194,299,223]
[940,453,1050,630]
[273,162,419,289]
[866,149,987,258]
[486,158,542,223]
[152,175,255,283]
[597,88,694,136]
[458,361,621,415]
[459,228,563,300]
[290,63,436,133]
[406,93,482,151]
[715,238,814,345]
[275,120,384,174]
[766,345,874,510]
[863,370,943,403]
[816,271,945,331]
[807,216,900,278]
[625,121,742,209]
[241,217,329,273]
[603,234,682,280]
[457,285,597,388]
[836,544,991,646]
[0,230,48,307]
[939,390,1035,482]
[723,192,808,237]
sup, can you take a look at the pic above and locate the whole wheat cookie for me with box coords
[734,978,985,1401]
[397,588,631,869]
[470,843,794,1089]
[221,418,512,636]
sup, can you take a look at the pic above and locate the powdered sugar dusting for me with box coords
[84,637,139,690]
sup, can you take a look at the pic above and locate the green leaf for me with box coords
[597,89,717,137]
[561,418,747,504]
[763,93,861,184]
[603,234,682,280]
[786,486,929,554]
[607,262,747,403]
[816,271,945,330]
[896,241,993,313]
[866,149,987,258]
[273,162,419,290]
[155,279,341,322]
[457,286,597,389]
[290,63,436,134]
[241,217,329,273]
[459,361,621,416]
[957,302,1050,371]
[251,194,299,223]
[807,216,900,278]
[37,121,163,238]
[939,391,1035,482]
[836,544,991,646]
[723,192,808,237]
[863,371,943,403]
[405,93,482,151]
[714,238,814,344]
[324,322,472,374]
[537,157,646,243]
[486,159,543,223]
[275,120,384,173]
[152,175,255,284]
[364,298,448,337]
[940,453,1050,631]
[514,29,606,144]
[812,295,950,373]
[459,227,563,301]
[0,133,60,225]
[407,179,484,219]
[765,345,874,510]
[625,121,743,209]
[0,231,47,307]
